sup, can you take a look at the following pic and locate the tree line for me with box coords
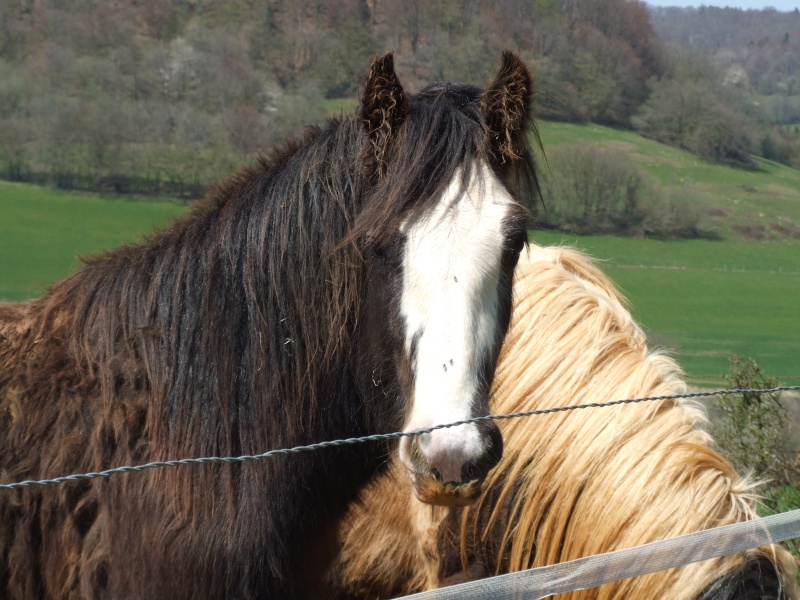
[0,0,798,234]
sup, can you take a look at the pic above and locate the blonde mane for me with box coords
[330,244,798,599]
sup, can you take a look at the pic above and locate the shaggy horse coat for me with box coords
[329,245,799,600]
[0,53,538,599]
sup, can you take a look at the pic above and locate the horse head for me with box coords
[353,52,536,506]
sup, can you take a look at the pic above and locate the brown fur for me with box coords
[329,245,799,600]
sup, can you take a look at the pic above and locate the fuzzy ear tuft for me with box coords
[481,51,534,163]
[361,52,408,181]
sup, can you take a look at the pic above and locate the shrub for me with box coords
[538,145,646,234]
[713,356,785,479]
[762,127,800,169]
[537,145,706,237]
[641,181,708,238]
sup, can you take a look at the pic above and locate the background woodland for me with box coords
[1,0,799,235]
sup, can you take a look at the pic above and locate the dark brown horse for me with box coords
[0,53,538,599]
[330,245,799,600]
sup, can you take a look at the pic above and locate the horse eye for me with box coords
[373,246,404,269]
[371,235,405,266]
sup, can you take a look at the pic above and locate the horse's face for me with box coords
[357,53,535,506]
[395,162,527,506]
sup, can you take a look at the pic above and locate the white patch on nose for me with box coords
[398,161,516,482]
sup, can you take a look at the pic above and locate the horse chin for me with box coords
[409,471,484,507]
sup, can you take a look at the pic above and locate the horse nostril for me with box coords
[408,435,432,472]
[430,468,442,482]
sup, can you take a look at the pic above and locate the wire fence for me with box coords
[4,385,800,598]
[2,385,799,492]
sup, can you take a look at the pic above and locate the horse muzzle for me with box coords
[399,419,503,506]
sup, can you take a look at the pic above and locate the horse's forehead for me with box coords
[398,160,516,351]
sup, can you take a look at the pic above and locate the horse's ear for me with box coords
[481,51,534,163]
[361,52,408,181]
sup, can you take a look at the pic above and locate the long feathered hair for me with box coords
[330,245,799,600]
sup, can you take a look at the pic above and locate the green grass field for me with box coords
[532,231,800,384]
[0,181,186,301]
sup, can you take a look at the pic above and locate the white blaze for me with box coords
[399,161,516,483]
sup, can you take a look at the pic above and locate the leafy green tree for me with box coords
[307,17,377,98]
[633,69,760,167]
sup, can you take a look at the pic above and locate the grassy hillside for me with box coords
[534,122,800,383]
[537,121,800,241]
[0,181,186,301]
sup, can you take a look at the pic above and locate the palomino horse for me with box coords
[330,245,799,599]
[0,53,538,599]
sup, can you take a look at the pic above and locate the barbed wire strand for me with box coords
[2,386,798,492]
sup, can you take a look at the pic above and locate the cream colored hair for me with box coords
[330,245,798,600]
